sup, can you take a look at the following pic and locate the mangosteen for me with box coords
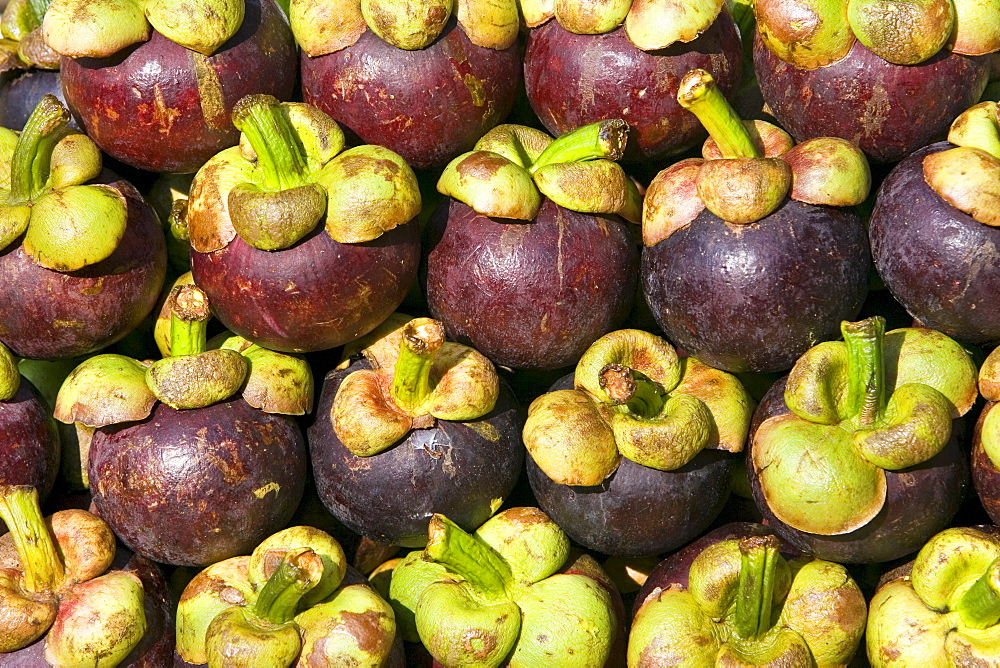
[53,284,312,567]
[0,343,60,535]
[523,328,754,557]
[973,345,1000,523]
[186,94,422,353]
[307,315,524,548]
[869,101,1000,344]
[641,68,871,373]
[629,528,867,665]
[752,0,996,162]
[42,0,297,174]
[747,316,979,564]
[522,0,744,162]
[0,95,166,360]
[425,120,641,371]
[291,0,520,170]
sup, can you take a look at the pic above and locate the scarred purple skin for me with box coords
[754,34,990,163]
[870,142,1000,345]
[88,398,307,567]
[59,0,297,174]
[307,358,525,548]
[190,220,420,353]
[0,379,59,536]
[0,172,166,360]
[747,376,970,564]
[972,402,1000,525]
[526,374,735,558]
[424,197,639,371]
[631,522,791,618]
[523,13,743,162]
[301,19,520,171]
[641,200,870,374]
[0,547,174,668]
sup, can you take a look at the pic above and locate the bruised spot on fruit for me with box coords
[456,152,508,180]
[338,608,392,654]
[500,506,550,526]
[756,0,821,46]
[461,628,499,659]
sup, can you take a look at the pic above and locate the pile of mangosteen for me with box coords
[1,0,999,665]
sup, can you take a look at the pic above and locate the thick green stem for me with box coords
[956,557,1000,630]
[425,515,512,599]
[733,535,781,640]
[8,94,69,204]
[842,317,886,427]
[530,119,628,172]
[251,549,324,625]
[392,319,444,415]
[231,95,309,192]
[599,363,666,418]
[0,486,64,593]
[168,284,211,357]
[677,69,761,160]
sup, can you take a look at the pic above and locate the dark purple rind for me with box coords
[972,402,1000,525]
[89,398,307,567]
[641,199,870,374]
[869,142,1000,345]
[0,172,167,360]
[59,0,297,174]
[523,13,743,162]
[301,20,520,171]
[190,219,420,353]
[0,69,74,131]
[0,379,60,535]
[424,197,639,371]
[754,34,990,163]
[307,358,525,548]
[631,521,783,618]
[525,374,735,558]
[747,375,970,564]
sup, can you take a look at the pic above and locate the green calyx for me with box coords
[752,317,976,536]
[1,0,61,68]
[331,316,499,457]
[733,536,785,640]
[425,514,514,598]
[956,557,1000,630]
[42,0,243,58]
[524,329,753,485]
[0,340,20,401]
[0,95,124,271]
[437,120,642,222]
[0,485,65,593]
[251,549,325,625]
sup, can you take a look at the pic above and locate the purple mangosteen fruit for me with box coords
[53,284,313,567]
[425,120,641,371]
[641,68,872,373]
[186,94,422,353]
[291,0,520,170]
[522,0,744,162]
[752,0,996,162]
[870,101,1000,344]
[42,0,297,174]
[747,316,979,564]
[0,95,166,360]
[307,315,524,548]
[523,328,754,557]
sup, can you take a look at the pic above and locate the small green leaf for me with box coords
[24,184,127,271]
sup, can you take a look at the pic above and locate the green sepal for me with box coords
[473,507,570,585]
[437,150,542,220]
[628,587,720,666]
[624,0,723,51]
[23,183,128,271]
[246,525,346,609]
[212,333,314,415]
[388,551,454,642]
[552,0,630,35]
[575,329,682,400]
[754,0,856,70]
[416,581,521,668]
[0,204,30,253]
[204,606,301,668]
[909,526,1000,612]
[360,0,452,50]
[145,348,248,410]
[951,0,1000,56]
[2,0,45,41]
[228,181,327,251]
[424,514,513,599]
[48,133,103,191]
[612,392,714,470]
[948,101,1000,160]
[981,403,1000,469]
[847,0,954,65]
[533,159,642,222]
[144,0,245,56]
[866,578,953,667]
[175,556,254,664]
[41,0,150,57]
[53,354,156,428]
[295,584,397,666]
[0,340,19,401]
[853,383,953,470]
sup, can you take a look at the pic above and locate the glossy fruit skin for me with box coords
[190,221,420,353]
[0,69,74,131]
[0,379,60,535]
[525,374,735,558]
[0,173,166,360]
[301,20,520,171]
[307,358,524,548]
[870,142,1000,345]
[972,402,1000,525]
[641,200,870,374]
[88,398,307,567]
[754,34,990,163]
[424,198,639,371]
[746,376,969,564]
[523,13,743,162]
[59,0,297,174]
